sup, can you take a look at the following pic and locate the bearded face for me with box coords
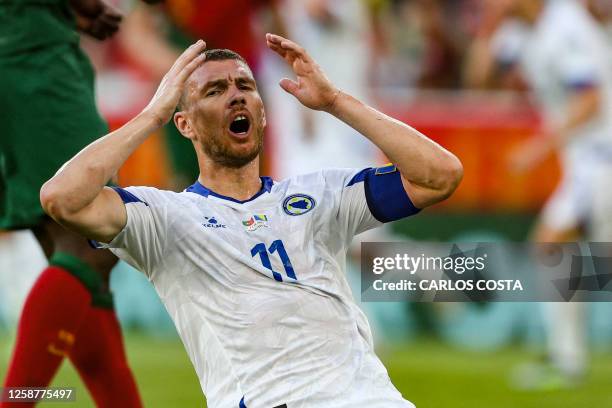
[177,59,266,169]
[198,107,265,168]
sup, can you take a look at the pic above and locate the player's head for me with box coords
[174,49,265,169]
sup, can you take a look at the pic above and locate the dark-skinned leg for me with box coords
[1,219,142,408]
[1,220,91,408]
[46,221,143,408]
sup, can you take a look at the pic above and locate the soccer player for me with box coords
[0,0,143,406]
[465,0,612,388]
[118,0,287,187]
[39,35,462,406]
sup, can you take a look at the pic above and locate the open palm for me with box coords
[266,33,339,112]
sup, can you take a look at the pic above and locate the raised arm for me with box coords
[265,34,462,209]
[40,40,207,242]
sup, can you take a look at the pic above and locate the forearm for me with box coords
[464,37,498,89]
[553,88,602,145]
[265,32,462,205]
[41,112,159,217]
[463,4,511,90]
[326,92,462,196]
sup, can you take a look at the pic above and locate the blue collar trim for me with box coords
[185,177,274,204]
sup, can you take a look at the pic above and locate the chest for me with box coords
[175,192,337,285]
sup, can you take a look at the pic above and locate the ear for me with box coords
[174,111,196,141]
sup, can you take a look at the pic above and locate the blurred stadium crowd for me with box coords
[2,0,612,398]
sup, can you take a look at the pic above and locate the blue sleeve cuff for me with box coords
[348,166,421,223]
[111,187,148,206]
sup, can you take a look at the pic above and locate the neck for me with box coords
[197,156,262,201]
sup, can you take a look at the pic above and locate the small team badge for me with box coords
[242,214,269,231]
[283,194,316,216]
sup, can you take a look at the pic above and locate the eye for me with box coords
[206,89,221,97]
[239,83,253,90]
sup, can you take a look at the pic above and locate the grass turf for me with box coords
[1,333,612,407]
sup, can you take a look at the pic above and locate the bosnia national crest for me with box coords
[282,194,316,216]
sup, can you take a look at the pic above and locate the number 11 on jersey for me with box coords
[250,239,297,282]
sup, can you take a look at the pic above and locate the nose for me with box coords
[229,88,246,108]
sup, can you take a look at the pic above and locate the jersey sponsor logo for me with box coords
[282,194,316,216]
[201,216,227,229]
[375,163,398,175]
[242,214,269,231]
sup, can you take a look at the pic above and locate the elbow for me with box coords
[404,153,463,210]
[40,182,71,223]
[436,154,464,202]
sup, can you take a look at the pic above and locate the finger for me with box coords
[278,39,313,63]
[266,39,288,59]
[103,4,123,19]
[90,18,118,40]
[85,29,105,40]
[265,36,282,50]
[267,38,300,67]
[279,78,299,96]
[100,10,122,23]
[88,19,108,40]
[265,33,286,44]
[171,40,207,74]
[266,33,309,63]
[177,52,206,83]
[99,4,123,21]
[98,14,121,31]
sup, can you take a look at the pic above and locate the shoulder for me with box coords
[274,168,368,193]
[112,186,189,208]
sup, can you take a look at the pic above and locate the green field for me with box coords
[2,333,611,407]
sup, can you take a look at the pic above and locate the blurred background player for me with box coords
[465,0,612,388]
[0,0,147,405]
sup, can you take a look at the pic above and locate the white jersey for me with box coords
[493,0,612,165]
[97,167,418,408]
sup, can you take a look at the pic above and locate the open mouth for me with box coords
[229,115,250,135]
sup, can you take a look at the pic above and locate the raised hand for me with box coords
[142,40,207,127]
[75,5,122,40]
[266,33,339,112]
[71,0,122,40]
